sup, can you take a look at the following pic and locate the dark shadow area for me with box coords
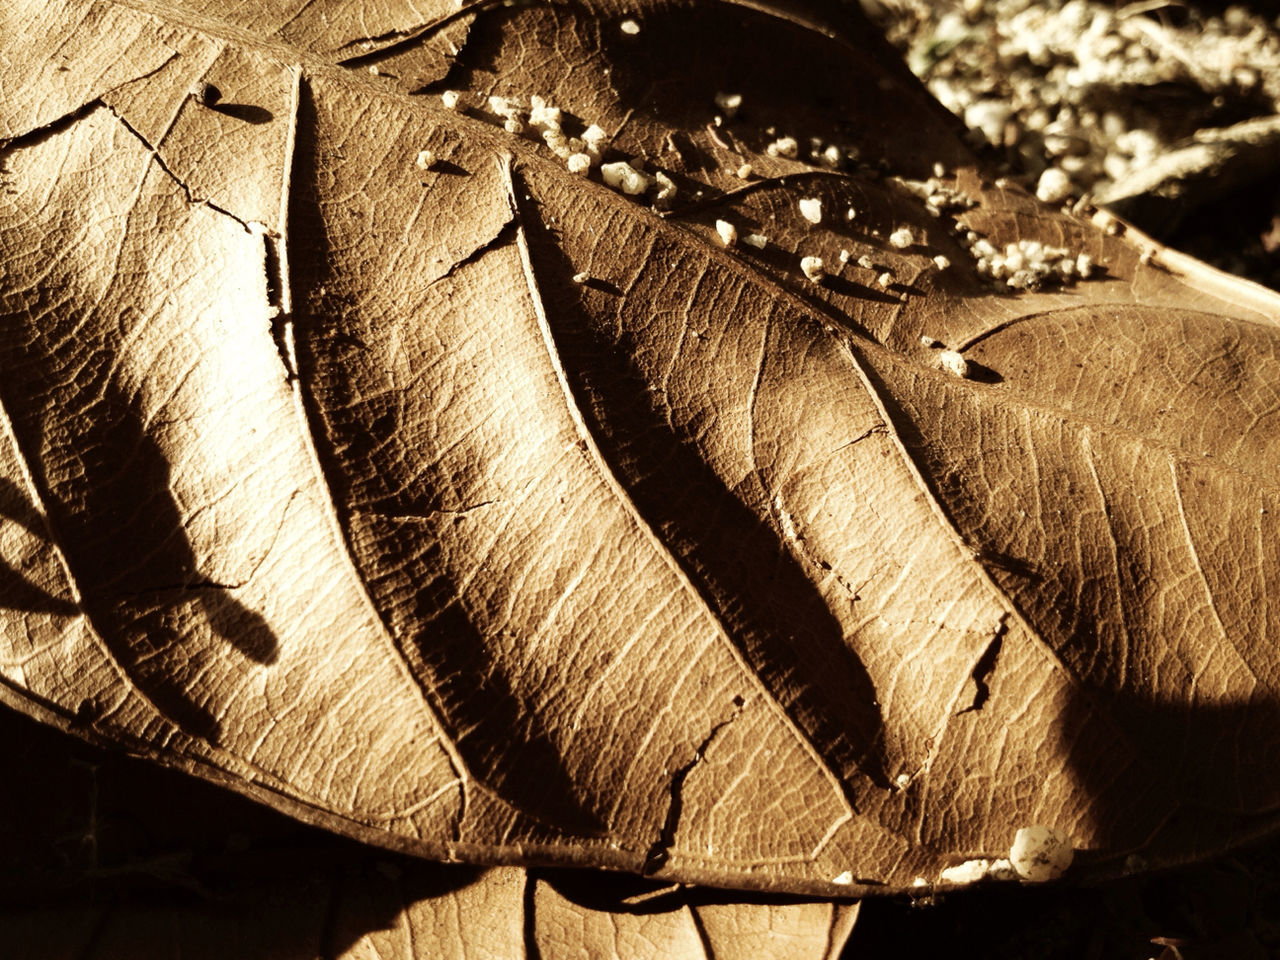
[580,276,622,296]
[0,354,278,748]
[516,181,891,791]
[822,272,908,305]
[192,82,274,126]
[0,476,47,539]
[42,384,278,743]
[663,129,716,178]
[425,158,471,178]
[853,675,1280,957]
[0,555,79,618]
[0,703,488,958]
[211,102,273,126]
[973,548,1043,585]
[1162,173,1280,293]
[358,530,609,836]
[0,477,79,616]
[284,85,604,836]
[588,0,963,182]
[418,0,963,181]
[963,358,1004,384]
[1059,687,1280,860]
[849,842,1280,960]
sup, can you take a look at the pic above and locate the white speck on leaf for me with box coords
[766,136,799,158]
[938,349,970,378]
[1009,825,1074,882]
[939,859,992,884]
[600,161,651,195]
[529,97,563,135]
[1036,167,1072,204]
[714,92,742,118]
[651,170,677,203]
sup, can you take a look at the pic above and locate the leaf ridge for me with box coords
[273,75,474,807]
[1169,455,1259,687]
[504,157,858,839]
[838,338,1084,713]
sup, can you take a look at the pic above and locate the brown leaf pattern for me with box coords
[2,0,1280,904]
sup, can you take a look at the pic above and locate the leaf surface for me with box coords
[2,0,1280,898]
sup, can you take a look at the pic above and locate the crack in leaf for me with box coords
[429,219,520,289]
[102,101,265,235]
[957,616,1007,715]
[0,100,98,159]
[112,579,248,596]
[335,0,490,68]
[767,493,871,605]
[642,695,745,876]
[378,499,503,523]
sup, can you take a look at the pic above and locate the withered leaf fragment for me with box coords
[2,0,1280,905]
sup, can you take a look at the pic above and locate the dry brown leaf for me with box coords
[2,0,1280,905]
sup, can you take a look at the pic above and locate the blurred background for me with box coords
[863,0,1280,292]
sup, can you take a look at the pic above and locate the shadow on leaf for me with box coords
[285,84,606,835]
[0,476,79,615]
[516,182,892,791]
[0,370,279,745]
[0,704,487,958]
[1059,682,1280,866]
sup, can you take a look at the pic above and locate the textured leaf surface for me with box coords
[2,0,1280,899]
